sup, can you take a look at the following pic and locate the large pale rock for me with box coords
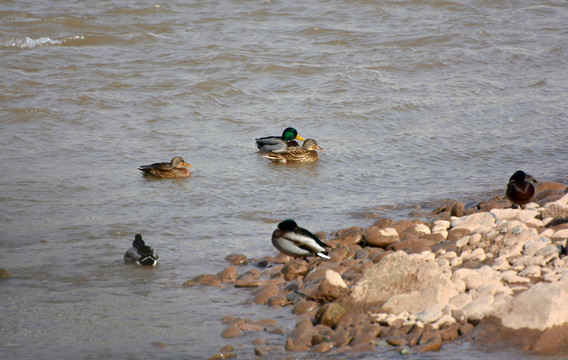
[501,281,568,331]
[490,208,542,226]
[451,212,495,233]
[350,251,458,314]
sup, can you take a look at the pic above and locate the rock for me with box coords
[450,202,465,217]
[416,305,444,324]
[225,253,248,265]
[221,324,242,338]
[217,266,238,282]
[183,274,221,287]
[281,260,308,281]
[253,284,280,305]
[311,270,348,302]
[415,332,443,352]
[292,300,318,315]
[451,212,495,233]
[317,303,346,328]
[0,269,10,278]
[501,281,568,330]
[238,268,261,281]
[267,295,288,307]
[349,251,458,314]
[364,227,399,248]
[334,226,363,246]
[447,228,472,242]
[312,342,334,353]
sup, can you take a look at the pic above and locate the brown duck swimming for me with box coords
[264,139,324,163]
[506,170,539,209]
[138,156,192,178]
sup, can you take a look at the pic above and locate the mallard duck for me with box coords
[124,234,159,266]
[255,127,305,153]
[271,219,331,259]
[506,170,539,209]
[138,156,191,178]
[264,139,324,163]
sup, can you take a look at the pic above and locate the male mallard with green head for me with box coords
[255,127,305,153]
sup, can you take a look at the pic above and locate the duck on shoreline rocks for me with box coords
[506,170,539,209]
[186,182,568,358]
[271,219,331,259]
[124,234,158,266]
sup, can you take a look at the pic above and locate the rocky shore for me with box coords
[184,181,568,359]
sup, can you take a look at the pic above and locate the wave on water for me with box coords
[1,35,85,49]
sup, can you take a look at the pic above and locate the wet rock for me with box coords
[317,303,346,329]
[292,300,318,315]
[221,324,243,338]
[450,202,465,217]
[253,284,280,305]
[0,269,10,279]
[311,341,334,353]
[234,280,265,288]
[267,295,288,307]
[386,336,407,346]
[217,266,238,282]
[253,347,266,356]
[281,260,308,281]
[364,226,399,248]
[415,332,443,352]
[183,274,221,287]
[287,318,317,351]
[238,268,261,281]
[225,253,249,265]
[333,226,363,246]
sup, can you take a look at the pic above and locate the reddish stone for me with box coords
[221,324,242,338]
[183,274,220,287]
[281,260,308,281]
[252,284,280,305]
[217,266,238,282]
[292,301,318,315]
[225,253,248,265]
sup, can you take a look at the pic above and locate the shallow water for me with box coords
[1,0,567,358]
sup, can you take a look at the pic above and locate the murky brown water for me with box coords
[1,0,567,358]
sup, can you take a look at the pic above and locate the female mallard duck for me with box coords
[264,139,324,163]
[138,156,192,178]
[506,170,539,209]
[255,127,305,153]
[272,219,331,259]
[124,234,159,266]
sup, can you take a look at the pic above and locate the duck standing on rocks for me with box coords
[138,156,192,178]
[272,219,331,259]
[506,170,539,209]
[124,234,159,266]
[255,127,305,153]
[264,139,324,163]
